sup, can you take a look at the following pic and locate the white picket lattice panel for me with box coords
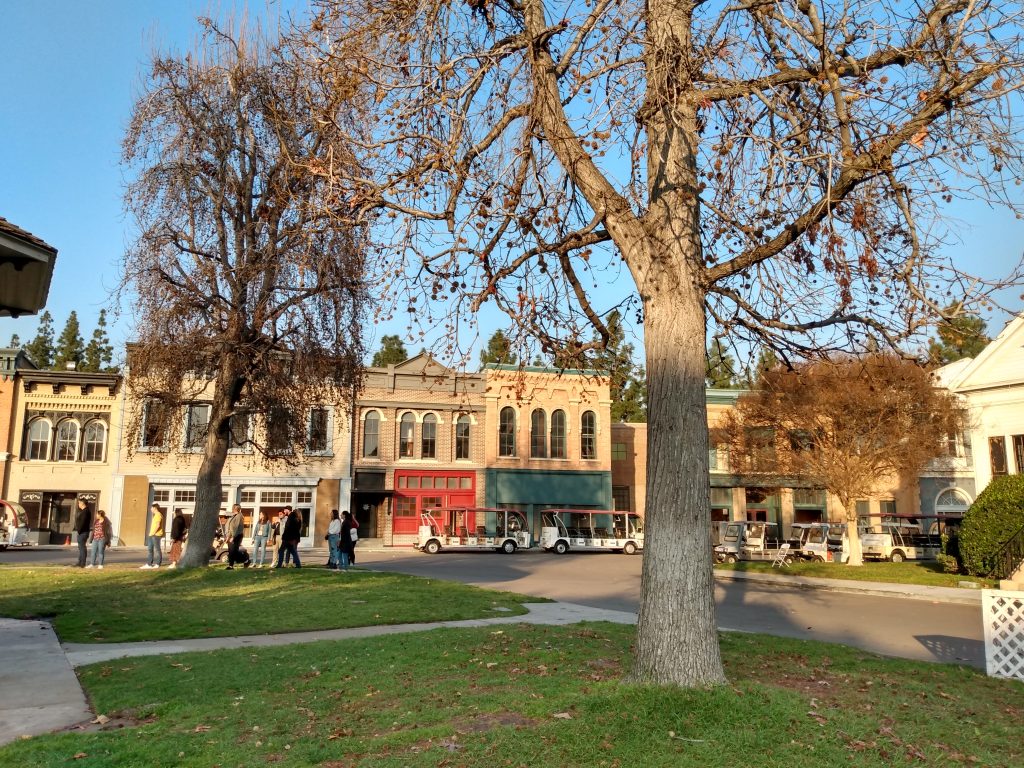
[982,590,1024,681]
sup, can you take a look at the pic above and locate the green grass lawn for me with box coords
[0,567,535,643]
[2,623,1020,767]
[715,559,995,588]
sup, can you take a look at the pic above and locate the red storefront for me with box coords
[392,470,475,536]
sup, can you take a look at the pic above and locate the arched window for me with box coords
[399,412,416,458]
[499,406,516,457]
[56,420,80,462]
[455,414,471,459]
[935,488,971,515]
[421,413,437,459]
[550,409,567,459]
[362,411,380,457]
[83,420,107,462]
[581,410,597,459]
[530,409,547,458]
[26,419,52,461]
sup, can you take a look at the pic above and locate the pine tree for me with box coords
[82,309,116,372]
[371,335,409,367]
[928,311,989,365]
[479,330,517,366]
[22,311,55,368]
[7,334,20,348]
[743,346,779,387]
[592,310,647,422]
[53,311,85,370]
[705,338,738,388]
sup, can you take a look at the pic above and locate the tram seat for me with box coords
[476,526,488,537]
[595,527,609,537]
[458,527,469,538]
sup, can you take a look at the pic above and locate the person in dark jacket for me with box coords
[73,498,92,568]
[340,510,356,571]
[274,506,301,568]
[168,509,188,568]
[224,504,246,569]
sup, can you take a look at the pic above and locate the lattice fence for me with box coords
[982,590,1024,682]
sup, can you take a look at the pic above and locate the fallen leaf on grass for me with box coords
[193,725,212,732]
[553,712,573,720]
[91,715,109,725]
[73,753,88,760]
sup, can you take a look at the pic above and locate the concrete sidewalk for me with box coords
[713,568,985,606]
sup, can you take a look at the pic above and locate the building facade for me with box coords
[3,367,122,544]
[352,355,487,545]
[482,365,613,539]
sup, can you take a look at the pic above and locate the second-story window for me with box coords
[228,413,250,452]
[499,406,516,457]
[550,409,567,459]
[140,398,169,449]
[27,419,52,461]
[531,409,547,458]
[455,414,471,459]
[362,411,380,457]
[581,410,597,459]
[184,403,211,450]
[399,412,415,458]
[83,420,107,462]
[306,408,330,454]
[421,413,437,459]
[56,420,80,461]
[266,407,291,454]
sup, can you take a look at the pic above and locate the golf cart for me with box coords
[0,500,31,550]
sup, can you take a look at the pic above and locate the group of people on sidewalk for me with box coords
[72,498,113,569]
[109,503,355,571]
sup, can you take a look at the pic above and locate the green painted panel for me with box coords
[485,469,611,508]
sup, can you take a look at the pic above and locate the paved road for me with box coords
[1,545,986,668]
[356,549,986,668]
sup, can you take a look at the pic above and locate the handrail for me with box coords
[985,523,1024,580]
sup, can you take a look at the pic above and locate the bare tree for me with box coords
[724,355,966,565]
[122,21,367,568]
[291,1,1024,685]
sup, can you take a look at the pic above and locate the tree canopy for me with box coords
[479,329,518,366]
[121,22,367,568]
[928,310,990,365]
[725,355,966,565]
[372,334,409,367]
[291,0,1024,687]
[22,310,54,369]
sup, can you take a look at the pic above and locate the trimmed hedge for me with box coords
[959,475,1024,576]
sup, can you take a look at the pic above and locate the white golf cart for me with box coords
[540,509,644,555]
[416,507,532,554]
[789,522,850,563]
[0,500,31,550]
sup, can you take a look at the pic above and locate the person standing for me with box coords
[86,509,113,569]
[326,509,342,570]
[349,511,359,565]
[142,504,164,569]
[73,498,92,568]
[340,510,356,571]
[252,511,271,567]
[168,508,187,568]
[224,504,245,569]
[275,505,301,568]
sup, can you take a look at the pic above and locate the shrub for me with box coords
[935,552,960,574]
[959,475,1024,576]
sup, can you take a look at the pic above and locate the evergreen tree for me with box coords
[705,338,737,388]
[7,334,20,348]
[53,311,86,370]
[928,311,989,365]
[743,346,779,387]
[82,309,116,372]
[479,330,517,366]
[593,310,647,422]
[22,311,55,369]
[371,334,409,367]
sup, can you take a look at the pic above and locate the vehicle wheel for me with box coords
[623,541,638,555]
[725,554,737,564]
[0,545,6,552]
[501,540,517,554]
[425,540,441,555]
[216,550,227,562]
[813,555,825,563]
[554,540,569,555]
[890,550,905,563]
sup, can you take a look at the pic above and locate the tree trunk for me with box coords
[846,517,864,567]
[177,367,241,569]
[631,284,727,687]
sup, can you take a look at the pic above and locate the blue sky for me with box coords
[2,2,1023,364]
